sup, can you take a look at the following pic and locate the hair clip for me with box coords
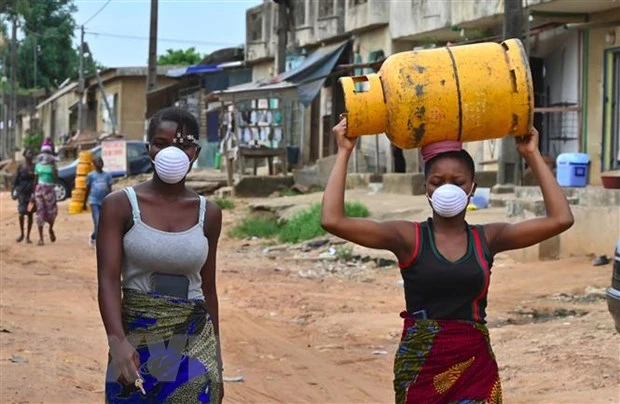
[172,130,197,145]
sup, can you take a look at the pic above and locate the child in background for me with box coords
[83,156,113,248]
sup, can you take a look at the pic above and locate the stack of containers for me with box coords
[68,150,93,214]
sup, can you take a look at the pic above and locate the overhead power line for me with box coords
[84,31,240,47]
[81,0,112,27]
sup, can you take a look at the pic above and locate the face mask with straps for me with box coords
[427,183,475,218]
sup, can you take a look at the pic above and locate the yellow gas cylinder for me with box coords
[339,38,533,149]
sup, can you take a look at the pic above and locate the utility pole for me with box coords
[146,0,158,94]
[77,25,85,132]
[495,0,524,191]
[10,15,18,156]
[33,36,36,88]
[0,79,4,159]
[275,0,289,74]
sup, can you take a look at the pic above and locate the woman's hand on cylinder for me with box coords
[332,117,357,153]
[515,126,541,159]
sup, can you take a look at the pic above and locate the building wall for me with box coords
[586,10,620,184]
[252,60,274,81]
[318,86,331,159]
[349,26,394,172]
[390,0,451,40]
[542,30,581,156]
[95,81,122,135]
[545,31,579,106]
[96,76,176,141]
[345,0,389,33]
[39,92,78,141]
[120,78,146,140]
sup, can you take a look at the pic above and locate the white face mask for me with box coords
[427,183,474,218]
[152,146,191,184]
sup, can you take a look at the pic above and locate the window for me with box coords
[293,0,306,26]
[349,0,367,6]
[100,93,118,133]
[128,143,146,158]
[604,50,620,170]
[247,9,263,42]
[318,0,333,18]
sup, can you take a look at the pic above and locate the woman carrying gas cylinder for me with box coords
[320,118,574,403]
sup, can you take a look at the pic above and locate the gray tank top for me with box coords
[121,187,209,300]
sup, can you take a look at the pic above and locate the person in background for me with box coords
[321,118,574,403]
[37,138,59,164]
[97,107,224,403]
[83,156,113,248]
[12,148,36,243]
[33,144,59,246]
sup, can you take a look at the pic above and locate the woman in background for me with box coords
[12,148,36,243]
[33,144,58,246]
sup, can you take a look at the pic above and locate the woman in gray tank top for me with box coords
[96,107,223,403]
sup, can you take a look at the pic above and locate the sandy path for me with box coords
[1,192,618,403]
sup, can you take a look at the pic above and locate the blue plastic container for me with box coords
[556,152,590,187]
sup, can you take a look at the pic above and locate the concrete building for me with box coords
[82,66,178,140]
[245,1,278,82]
[586,9,620,182]
[242,0,619,187]
[440,1,620,187]
[36,82,79,142]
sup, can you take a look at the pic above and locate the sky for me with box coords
[72,0,262,67]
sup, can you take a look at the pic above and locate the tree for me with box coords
[1,0,102,90]
[157,47,203,65]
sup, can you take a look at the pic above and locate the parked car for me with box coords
[55,140,152,201]
[606,239,620,334]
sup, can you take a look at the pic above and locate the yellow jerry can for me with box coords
[68,201,84,214]
[71,188,86,201]
[75,176,87,190]
[76,162,93,176]
[78,150,93,163]
[339,38,533,149]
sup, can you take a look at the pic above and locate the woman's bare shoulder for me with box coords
[102,189,132,213]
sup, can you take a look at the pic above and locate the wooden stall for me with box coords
[211,81,299,186]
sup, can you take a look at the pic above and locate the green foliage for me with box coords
[229,217,279,239]
[2,0,102,90]
[213,197,235,210]
[335,245,354,261]
[342,201,371,218]
[278,202,370,244]
[22,131,43,153]
[157,47,203,65]
[230,202,371,243]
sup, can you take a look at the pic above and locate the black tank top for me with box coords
[398,218,493,323]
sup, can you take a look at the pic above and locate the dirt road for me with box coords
[1,191,618,403]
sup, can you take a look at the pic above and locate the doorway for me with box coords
[603,48,620,171]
